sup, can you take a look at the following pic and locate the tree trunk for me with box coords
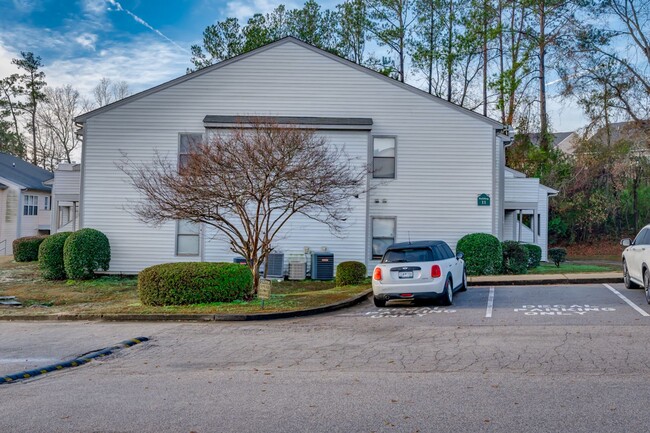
[538,5,550,151]
[498,0,505,124]
[482,0,488,117]
[447,0,453,101]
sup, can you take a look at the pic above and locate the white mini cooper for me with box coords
[371,240,467,308]
[622,224,650,303]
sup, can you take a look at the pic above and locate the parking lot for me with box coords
[337,282,649,326]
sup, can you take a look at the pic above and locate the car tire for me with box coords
[624,260,640,289]
[373,297,387,308]
[644,270,650,305]
[440,278,453,306]
[458,268,468,292]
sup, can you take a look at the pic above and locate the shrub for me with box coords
[336,261,367,286]
[13,236,48,262]
[63,228,111,280]
[549,247,567,267]
[521,244,542,269]
[38,232,72,280]
[138,262,253,306]
[502,241,530,275]
[456,233,503,276]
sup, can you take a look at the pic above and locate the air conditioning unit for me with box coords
[265,253,284,278]
[233,257,247,265]
[288,262,306,280]
[311,252,334,280]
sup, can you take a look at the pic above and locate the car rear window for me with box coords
[382,248,434,263]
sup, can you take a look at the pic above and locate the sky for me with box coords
[0,0,586,133]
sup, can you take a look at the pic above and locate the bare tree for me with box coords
[37,85,82,163]
[92,78,131,108]
[120,119,368,294]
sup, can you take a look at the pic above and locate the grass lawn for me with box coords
[0,257,370,317]
[528,262,620,274]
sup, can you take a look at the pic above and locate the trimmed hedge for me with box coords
[456,233,503,276]
[13,236,48,262]
[549,247,567,267]
[502,241,529,275]
[38,232,72,280]
[335,261,367,286]
[138,262,253,306]
[63,228,111,280]
[521,244,542,269]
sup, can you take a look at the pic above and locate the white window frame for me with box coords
[175,220,201,257]
[372,136,397,179]
[371,217,396,260]
[23,195,38,216]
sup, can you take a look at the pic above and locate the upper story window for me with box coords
[23,195,38,216]
[44,196,51,211]
[373,137,396,179]
[179,133,203,172]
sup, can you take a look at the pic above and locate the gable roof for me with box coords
[528,131,575,148]
[0,153,53,192]
[75,37,503,129]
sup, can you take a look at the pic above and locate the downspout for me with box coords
[76,121,86,229]
[497,126,515,240]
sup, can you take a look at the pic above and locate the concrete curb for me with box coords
[0,290,373,322]
[0,337,149,385]
[469,275,623,287]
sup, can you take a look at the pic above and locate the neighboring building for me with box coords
[529,131,580,155]
[589,121,650,152]
[47,163,81,233]
[0,153,53,256]
[503,167,558,261]
[74,37,556,275]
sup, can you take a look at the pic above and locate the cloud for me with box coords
[12,0,38,13]
[75,33,98,50]
[224,0,299,21]
[0,43,21,77]
[82,0,107,15]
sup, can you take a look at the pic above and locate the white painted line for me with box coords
[603,283,650,317]
[486,287,495,318]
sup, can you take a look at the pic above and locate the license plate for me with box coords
[398,271,413,279]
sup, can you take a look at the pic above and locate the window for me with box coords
[44,196,50,211]
[373,137,395,178]
[372,217,395,259]
[176,220,200,256]
[383,248,433,263]
[634,229,648,245]
[23,195,38,216]
[441,243,455,259]
[178,133,203,172]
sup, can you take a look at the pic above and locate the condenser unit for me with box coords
[311,252,334,280]
[288,262,306,280]
[265,253,284,278]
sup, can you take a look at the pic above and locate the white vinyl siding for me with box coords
[81,40,498,273]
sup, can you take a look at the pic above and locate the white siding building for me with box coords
[75,37,554,274]
[0,153,53,255]
[49,163,81,233]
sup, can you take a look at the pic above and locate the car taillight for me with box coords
[431,265,441,278]
[373,267,382,281]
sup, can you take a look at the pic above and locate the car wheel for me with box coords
[458,268,467,292]
[373,297,387,308]
[623,260,639,289]
[440,278,453,306]
[644,270,650,305]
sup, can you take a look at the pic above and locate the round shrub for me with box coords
[456,233,503,276]
[38,232,72,280]
[63,228,111,280]
[502,241,529,275]
[13,236,48,262]
[549,247,567,267]
[138,262,253,306]
[521,244,542,269]
[335,261,367,286]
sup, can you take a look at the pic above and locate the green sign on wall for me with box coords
[477,194,491,206]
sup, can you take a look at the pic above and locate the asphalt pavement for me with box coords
[2,283,650,432]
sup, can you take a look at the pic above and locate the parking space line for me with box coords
[603,284,650,317]
[485,287,494,318]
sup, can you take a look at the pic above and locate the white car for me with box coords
[622,224,650,303]
[372,240,466,308]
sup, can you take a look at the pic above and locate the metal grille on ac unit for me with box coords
[311,252,334,280]
[265,253,284,278]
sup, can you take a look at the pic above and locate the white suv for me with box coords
[622,224,650,303]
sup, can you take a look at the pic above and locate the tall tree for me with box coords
[411,0,444,94]
[337,0,367,64]
[38,85,82,163]
[12,52,46,165]
[189,17,244,71]
[366,0,417,82]
[0,74,25,157]
[92,78,131,108]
